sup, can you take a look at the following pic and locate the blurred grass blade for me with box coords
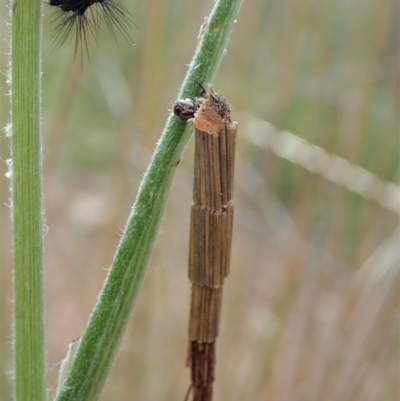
[242,115,400,215]
[9,0,46,400]
[55,0,243,400]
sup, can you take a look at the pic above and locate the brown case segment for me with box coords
[189,284,223,343]
[188,204,234,287]
[189,341,216,401]
[193,122,236,212]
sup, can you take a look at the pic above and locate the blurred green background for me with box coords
[0,0,399,400]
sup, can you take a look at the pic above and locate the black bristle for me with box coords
[48,0,133,57]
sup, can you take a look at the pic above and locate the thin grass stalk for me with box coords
[9,0,46,400]
[55,0,243,400]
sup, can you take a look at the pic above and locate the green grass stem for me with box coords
[10,0,46,400]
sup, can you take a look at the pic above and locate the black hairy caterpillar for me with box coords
[48,0,133,55]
